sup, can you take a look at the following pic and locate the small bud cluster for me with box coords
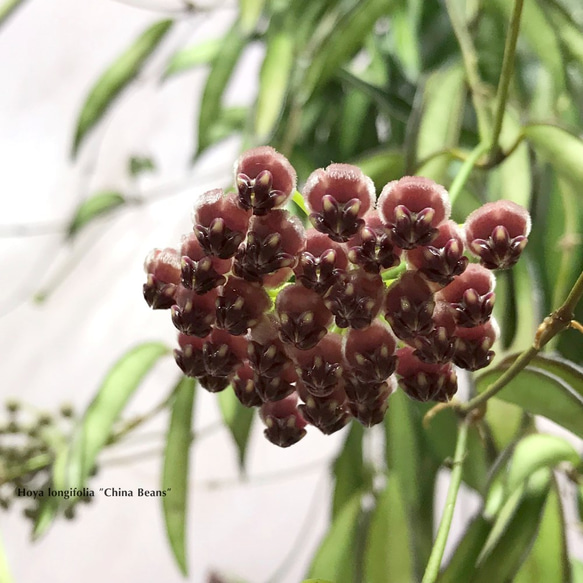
[0,400,94,520]
[144,147,531,447]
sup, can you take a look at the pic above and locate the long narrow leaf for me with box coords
[72,20,173,157]
[217,389,254,471]
[162,376,196,575]
[66,342,169,489]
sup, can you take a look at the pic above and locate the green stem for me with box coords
[448,142,488,205]
[444,0,490,141]
[487,0,524,162]
[460,270,583,415]
[421,419,469,583]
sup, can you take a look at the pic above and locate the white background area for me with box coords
[0,1,581,583]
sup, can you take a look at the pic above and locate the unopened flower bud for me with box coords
[143,248,181,309]
[453,319,499,371]
[171,286,217,337]
[260,394,307,447]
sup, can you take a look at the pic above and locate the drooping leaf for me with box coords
[524,124,583,191]
[299,0,393,103]
[484,398,529,453]
[72,20,173,157]
[415,63,465,183]
[217,389,254,471]
[65,342,170,490]
[0,529,12,583]
[350,150,404,190]
[307,494,362,583]
[476,364,583,440]
[66,191,125,239]
[506,434,580,494]
[0,0,26,28]
[196,24,248,155]
[540,0,583,67]
[255,31,294,140]
[163,38,222,79]
[472,469,551,583]
[162,376,196,576]
[514,482,572,583]
[239,0,265,33]
[332,422,368,518]
[364,476,415,583]
[389,0,421,80]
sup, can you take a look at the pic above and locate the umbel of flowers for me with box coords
[143,147,531,448]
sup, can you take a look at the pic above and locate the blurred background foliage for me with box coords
[1,0,583,582]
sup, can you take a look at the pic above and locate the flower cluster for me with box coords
[143,147,531,447]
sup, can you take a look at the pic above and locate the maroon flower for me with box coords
[179,233,231,294]
[232,364,263,408]
[171,285,217,337]
[295,229,348,295]
[464,200,531,269]
[297,382,351,435]
[235,146,297,215]
[304,164,375,242]
[233,210,305,283]
[347,210,402,274]
[348,390,391,427]
[193,189,251,259]
[396,346,457,402]
[437,264,496,328]
[260,393,307,447]
[289,333,344,397]
[343,320,397,383]
[275,284,333,350]
[385,271,436,340]
[325,269,384,329]
[377,176,451,249]
[344,375,394,408]
[454,319,499,371]
[406,220,468,286]
[215,276,271,336]
[411,302,457,364]
[174,329,247,387]
[143,248,181,309]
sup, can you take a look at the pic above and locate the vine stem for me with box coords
[487,0,524,162]
[421,419,469,583]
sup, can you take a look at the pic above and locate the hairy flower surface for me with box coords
[144,148,531,447]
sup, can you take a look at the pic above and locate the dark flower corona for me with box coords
[144,147,531,447]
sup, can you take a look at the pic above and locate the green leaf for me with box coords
[514,482,572,583]
[540,0,583,67]
[0,529,13,583]
[507,258,539,354]
[472,470,552,583]
[524,354,583,400]
[66,342,169,490]
[484,398,528,453]
[302,580,334,583]
[0,0,26,28]
[307,494,362,583]
[162,376,196,576]
[390,0,421,80]
[476,364,583,440]
[364,476,415,583]
[72,20,173,157]
[524,124,583,191]
[197,24,248,155]
[507,434,580,494]
[239,0,265,33]
[350,150,404,190]
[202,106,249,153]
[217,389,254,470]
[66,191,125,239]
[332,422,368,518]
[415,64,465,183]
[574,560,583,583]
[163,38,222,79]
[255,31,294,140]
[299,0,393,103]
